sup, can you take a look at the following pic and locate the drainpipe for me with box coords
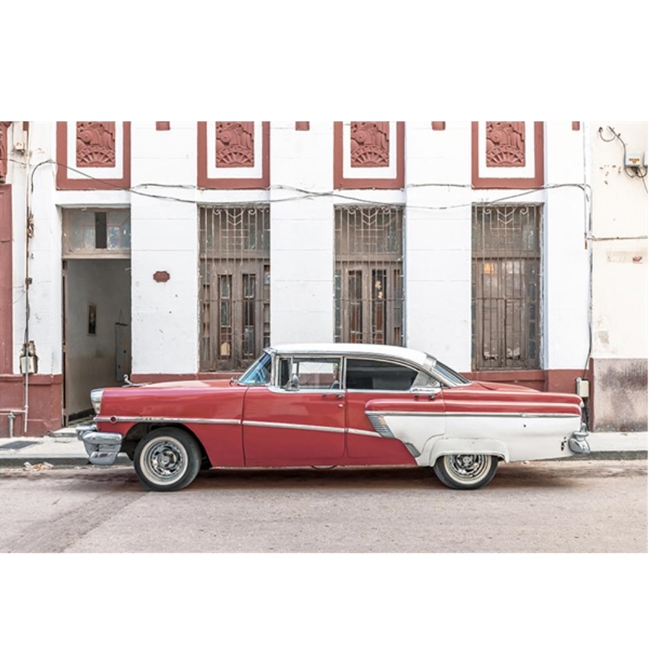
[22,122,33,434]
[583,122,594,430]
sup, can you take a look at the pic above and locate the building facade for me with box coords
[0,121,646,436]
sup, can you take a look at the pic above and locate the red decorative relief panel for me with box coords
[215,122,255,168]
[0,122,11,182]
[350,122,390,167]
[485,122,525,167]
[197,122,269,190]
[76,122,116,168]
[56,122,131,190]
[334,122,404,189]
[472,121,544,190]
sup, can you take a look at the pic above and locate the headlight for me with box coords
[90,388,105,414]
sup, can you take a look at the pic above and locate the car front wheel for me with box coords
[433,453,499,490]
[134,428,201,492]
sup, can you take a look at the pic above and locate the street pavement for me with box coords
[0,427,646,467]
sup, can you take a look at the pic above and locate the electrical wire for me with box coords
[21,158,597,213]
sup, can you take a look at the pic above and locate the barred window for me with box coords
[199,205,270,371]
[334,205,404,346]
[471,204,541,370]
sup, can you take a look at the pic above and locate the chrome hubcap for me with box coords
[446,454,489,481]
[143,438,187,482]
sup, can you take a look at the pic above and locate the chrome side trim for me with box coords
[347,427,382,438]
[94,416,240,426]
[365,413,395,438]
[403,442,421,458]
[373,412,579,419]
[243,421,345,434]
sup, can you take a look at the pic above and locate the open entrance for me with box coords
[61,209,131,424]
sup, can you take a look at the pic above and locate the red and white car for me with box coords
[77,343,590,491]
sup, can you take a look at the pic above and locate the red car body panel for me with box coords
[242,387,346,464]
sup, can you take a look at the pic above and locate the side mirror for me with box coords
[286,374,300,391]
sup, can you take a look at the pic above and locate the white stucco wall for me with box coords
[543,122,591,370]
[404,121,472,370]
[130,121,198,375]
[269,122,335,345]
[8,121,63,376]
[3,120,608,386]
[589,121,647,360]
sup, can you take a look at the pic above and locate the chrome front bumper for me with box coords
[76,424,123,466]
[568,424,591,454]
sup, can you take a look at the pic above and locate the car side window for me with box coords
[345,358,419,391]
[278,357,342,391]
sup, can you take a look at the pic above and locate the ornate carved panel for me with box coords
[76,122,116,168]
[334,122,404,190]
[350,122,390,167]
[215,122,255,168]
[56,122,131,190]
[197,122,269,190]
[0,122,11,182]
[472,121,544,190]
[485,122,526,167]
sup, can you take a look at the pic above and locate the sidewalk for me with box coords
[0,428,647,468]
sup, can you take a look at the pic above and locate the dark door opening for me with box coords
[62,259,131,424]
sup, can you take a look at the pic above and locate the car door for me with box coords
[344,356,445,460]
[243,355,346,465]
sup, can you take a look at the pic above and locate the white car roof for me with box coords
[267,343,430,367]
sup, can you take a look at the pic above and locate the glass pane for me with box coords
[290,358,341,390]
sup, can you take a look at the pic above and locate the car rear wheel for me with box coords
[134,428,201,492]
[433,453,498,490]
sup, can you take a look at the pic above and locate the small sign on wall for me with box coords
[88,304,97,335]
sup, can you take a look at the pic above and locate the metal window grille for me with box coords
[471,204,541,370]
[335,205,404,346]
[199,205,270,371]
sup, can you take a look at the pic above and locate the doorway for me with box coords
[62,259,131,423]
[61,208,131,424]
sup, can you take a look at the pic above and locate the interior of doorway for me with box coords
[62,259,131,424]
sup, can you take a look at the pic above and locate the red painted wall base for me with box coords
[464,369,585,395]
[0,374,63,437]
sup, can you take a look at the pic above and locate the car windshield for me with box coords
[238,352,272,385]
[424,355,471,387]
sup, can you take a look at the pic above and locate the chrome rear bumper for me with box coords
[568,424,591,454]
[76,424,123,466]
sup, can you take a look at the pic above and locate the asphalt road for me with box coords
[0,459,646,553]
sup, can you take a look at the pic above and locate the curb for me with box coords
[0,454,133,469]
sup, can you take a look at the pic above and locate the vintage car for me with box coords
[77,343,590,491]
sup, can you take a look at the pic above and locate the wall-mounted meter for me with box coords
[575,377,590,399]
[625,152,644,168]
